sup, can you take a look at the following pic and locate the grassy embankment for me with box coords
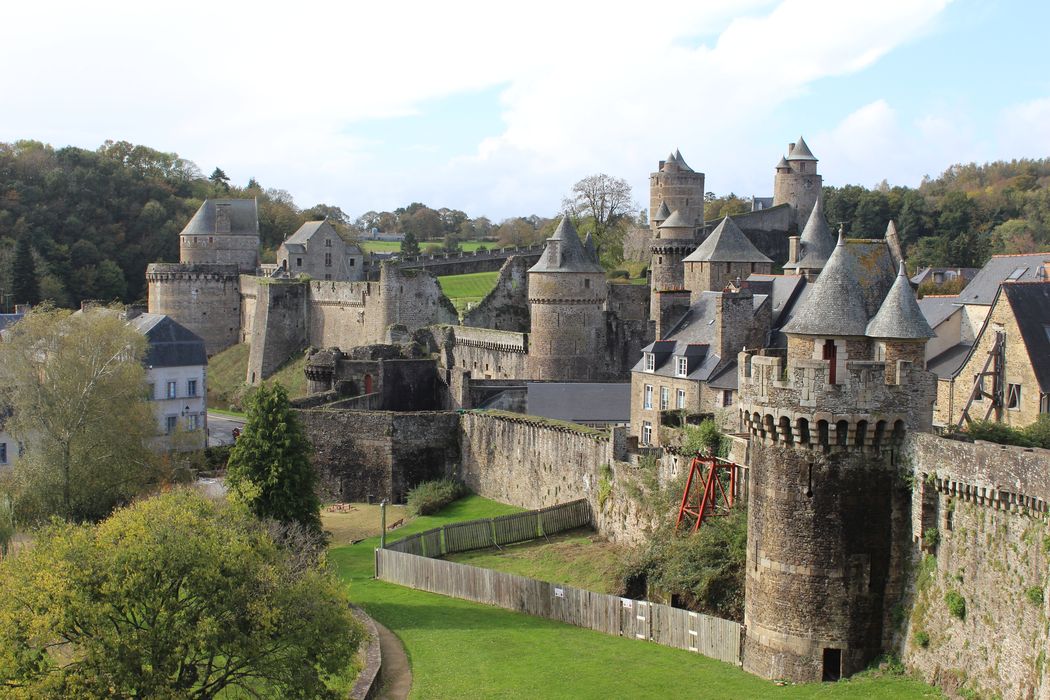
[360,240,495,255]
[330,495,941,699]
[437,270,499,314]
[206,343,308,412]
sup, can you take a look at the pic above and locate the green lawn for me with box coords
[437,271,500,314]
[360,240,402,254]
[206,343,308,411]
[444,528,625,594]
[330,496,941,699]
[361,239,496,255]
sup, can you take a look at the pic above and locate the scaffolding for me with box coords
[675,455,741,533]
[957,331,1006,429]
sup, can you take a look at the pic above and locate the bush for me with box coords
[913,630,930,648]
[923,527,940,549]
[1023,415,1050,449]
[607,269,629,279]
[407,478,468,515]
[964,420,1034,447]
[945,590,967,619]
[1026,586,1044,606]
[683,419,728,458]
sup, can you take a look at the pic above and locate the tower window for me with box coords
[584,278,590,289]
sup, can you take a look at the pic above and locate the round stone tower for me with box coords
[146,263,242,356]
[527,217,607,381]
[773,137,822,231]
[738,237,934,683]
[649,149,705,231]
[648,210,696,320]
[178,198,260,272]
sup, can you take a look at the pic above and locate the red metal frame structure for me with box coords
[675,455,740,533]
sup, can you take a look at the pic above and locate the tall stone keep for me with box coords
[649,149,705,232]
[773,136,822,231]
[147,198,260,356]
[737,236,934,683]
[649,209,696,321]
[527,217,607,381]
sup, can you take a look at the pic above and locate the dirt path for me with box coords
[375,621,412,700]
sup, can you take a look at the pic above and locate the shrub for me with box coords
[407,478,469,516]
[964,420,1034,447]
[923,527,940,549]
[607,269,629,279]
[913,630,930,648]
[1026,586,1043,606]
[1023,415,1050,449]
[683,419,728,457]
[597,464,613,509]
[945,590,967,619]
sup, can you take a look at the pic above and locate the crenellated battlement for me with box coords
[737,349,935,452]
[145,262,241,281]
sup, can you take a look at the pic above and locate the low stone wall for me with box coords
[348,607,382,700]
[899,433,1050,699]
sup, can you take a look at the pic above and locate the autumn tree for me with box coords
[225,384,321,532]
[563,173,636,266]
[0,307,157,522]
[0,489,363,698]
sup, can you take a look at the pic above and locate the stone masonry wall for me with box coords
[461,255,531,332]
[899,433,1050,699]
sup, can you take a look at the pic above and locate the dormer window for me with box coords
[644,353,655,372]
[676,357,688,377]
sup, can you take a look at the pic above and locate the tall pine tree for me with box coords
[11,235,40,308]
[226,384,321,532]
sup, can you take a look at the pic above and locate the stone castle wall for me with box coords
[246,280,309,383]
[146,263,242,356]
[899,433,1050,699]
[461,255,532,332]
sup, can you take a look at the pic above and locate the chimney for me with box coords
[788,235,801,265]
[788,142,796,153]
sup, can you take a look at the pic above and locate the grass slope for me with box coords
[360,240,495,255]
[206,343,308,411]
[443,528,625,594]
[437,270,499,314]
[330,496,941,699]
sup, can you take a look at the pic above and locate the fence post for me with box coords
[380,500,387,549]
[374,548,379,579]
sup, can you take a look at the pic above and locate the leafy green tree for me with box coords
[401,229,421,256]
[10,235,39,308]
[0,489,363,699]
[209,166,230,191]
[226,384,321,532]
[563,173,636,266]
[0,306,157,522]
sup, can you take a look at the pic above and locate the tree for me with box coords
[563,174,636,267]
[226,384,321,532]
[401,229,421,256]
[0,307,157,522]
[10,235,39,308]
[209,167,230,191]
[0,489,363,698]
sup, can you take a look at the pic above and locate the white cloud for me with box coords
[997,97,1050,161]
[0,0,953,218]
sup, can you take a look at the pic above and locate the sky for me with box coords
[3,0,1049,222]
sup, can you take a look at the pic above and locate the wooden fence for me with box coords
[384,499,591,558]
[375,501,743,666]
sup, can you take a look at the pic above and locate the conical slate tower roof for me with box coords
[787,136,817,161]
[582,232,599,264]
[788,197,835,270]
[865,261,935,339]
[674,149,693,172]
[775,155,790,170]
[683,217,772,263]
[782,229,870,336]
[529,217,604,273]
[658,209,692,230]
[653,201,672,222]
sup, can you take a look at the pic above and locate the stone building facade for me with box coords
[277,220,364,281]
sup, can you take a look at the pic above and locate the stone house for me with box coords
[931,281,1050,428]
[277,220,364,281]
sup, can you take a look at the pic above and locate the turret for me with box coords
[738,229,935,683]
[178,198,260,273]
[783,196,835,281]
[527,217,607,381]
[649,148,705,232]
[773,136,823,230]
[682,216,772,302]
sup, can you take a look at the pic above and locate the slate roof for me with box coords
[525,382,631,424]
[775,156,790,170]
[659,210,693,230]
[583,233,599,263]
[179,199,259,237]
[654,201,672,221]
[956,253,1050,305]
[529,217,604,273]
[746,273,809,330]
[917,295,962,329]
[783,232,893,337]
[784,198,834,271]
[683,217,772,264]
[866,262,935,339]
[787,136,817,161]
[128,313,208,369]
[1001,282,1050,392]
[910,267,978,286]
[674,149,694,172]
[927,343,971,379]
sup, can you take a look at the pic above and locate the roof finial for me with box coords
[837,224,846,246]
[898,259,907,277]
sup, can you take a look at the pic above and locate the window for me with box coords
[644,353,655,372]
[187,379,198,397]
[296,257,303,267]
[187,414,200,432]
[1007,383,1022,410]
[641,421,653,446]
[874,342,886,362]
[165,416,178,435]
[0,443,7,465]
[660,387,670,410]
[676,357,688,377]
[349,258,356,266]
[676,389,686,409]
[325,274,332,280]
[723,390,734,407]
[325,238,332,247]
[325,252,332,267]
[584,278,590,289]
[643,384,653,410]
[166,381,177,399]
